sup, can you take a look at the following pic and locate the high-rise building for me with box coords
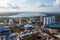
[19,18,22,25]
[44,17,47,25]
[8,19,14,27]
[43,16,55,26]
[4,20,8,26]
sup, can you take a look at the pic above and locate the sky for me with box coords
[0,0,60,12]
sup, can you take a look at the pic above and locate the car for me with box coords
[20,31,32,38]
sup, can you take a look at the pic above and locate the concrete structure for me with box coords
[3,35,11,40]
[4,20,8,26]
[44,17,47,25]
[9,33,18,40]
[43,16,55,26]
[19,18,22,25]
[51,16,55,23]
[30,18,36,24]
[8,19,14,27]
[40,16,43,22]
[0,23,11,40]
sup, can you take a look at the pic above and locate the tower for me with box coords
[8,19,14,27]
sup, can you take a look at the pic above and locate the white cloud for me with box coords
[35,3,52,7]
[0,0,27,8]
[0,0,60,12]
[35,0,60,7]
[0,0,10,7]
[0,7,60,12]
[8,0,28,8]
[19,7,60,12]
[53,0,60,7]
[35,3,42,7]
[35,1,53,7]
[19,0,27,2]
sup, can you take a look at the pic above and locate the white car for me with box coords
[20,31,32,37]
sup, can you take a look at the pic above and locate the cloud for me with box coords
[35,0,60,7]
[0,0,10,7]
[16,7,60,12]
[0,0,60,12]
[0,7,60,12]
[0,0,27,8]
[0,0,60,8]
[19,0,27,2]
[8,0,28,8]
[53,0,60,7]
[35,3,42,7]
[35,3,52,7]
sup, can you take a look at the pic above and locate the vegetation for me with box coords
[10,27,25,33]
[22,34,38,40]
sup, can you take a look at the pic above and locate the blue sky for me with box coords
[0,0,60,12]
[9,0,55,7]
[0,0,58,7]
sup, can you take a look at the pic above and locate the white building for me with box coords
[19,18,22,25]
[43,16,55,26]
[8,19,14,27]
